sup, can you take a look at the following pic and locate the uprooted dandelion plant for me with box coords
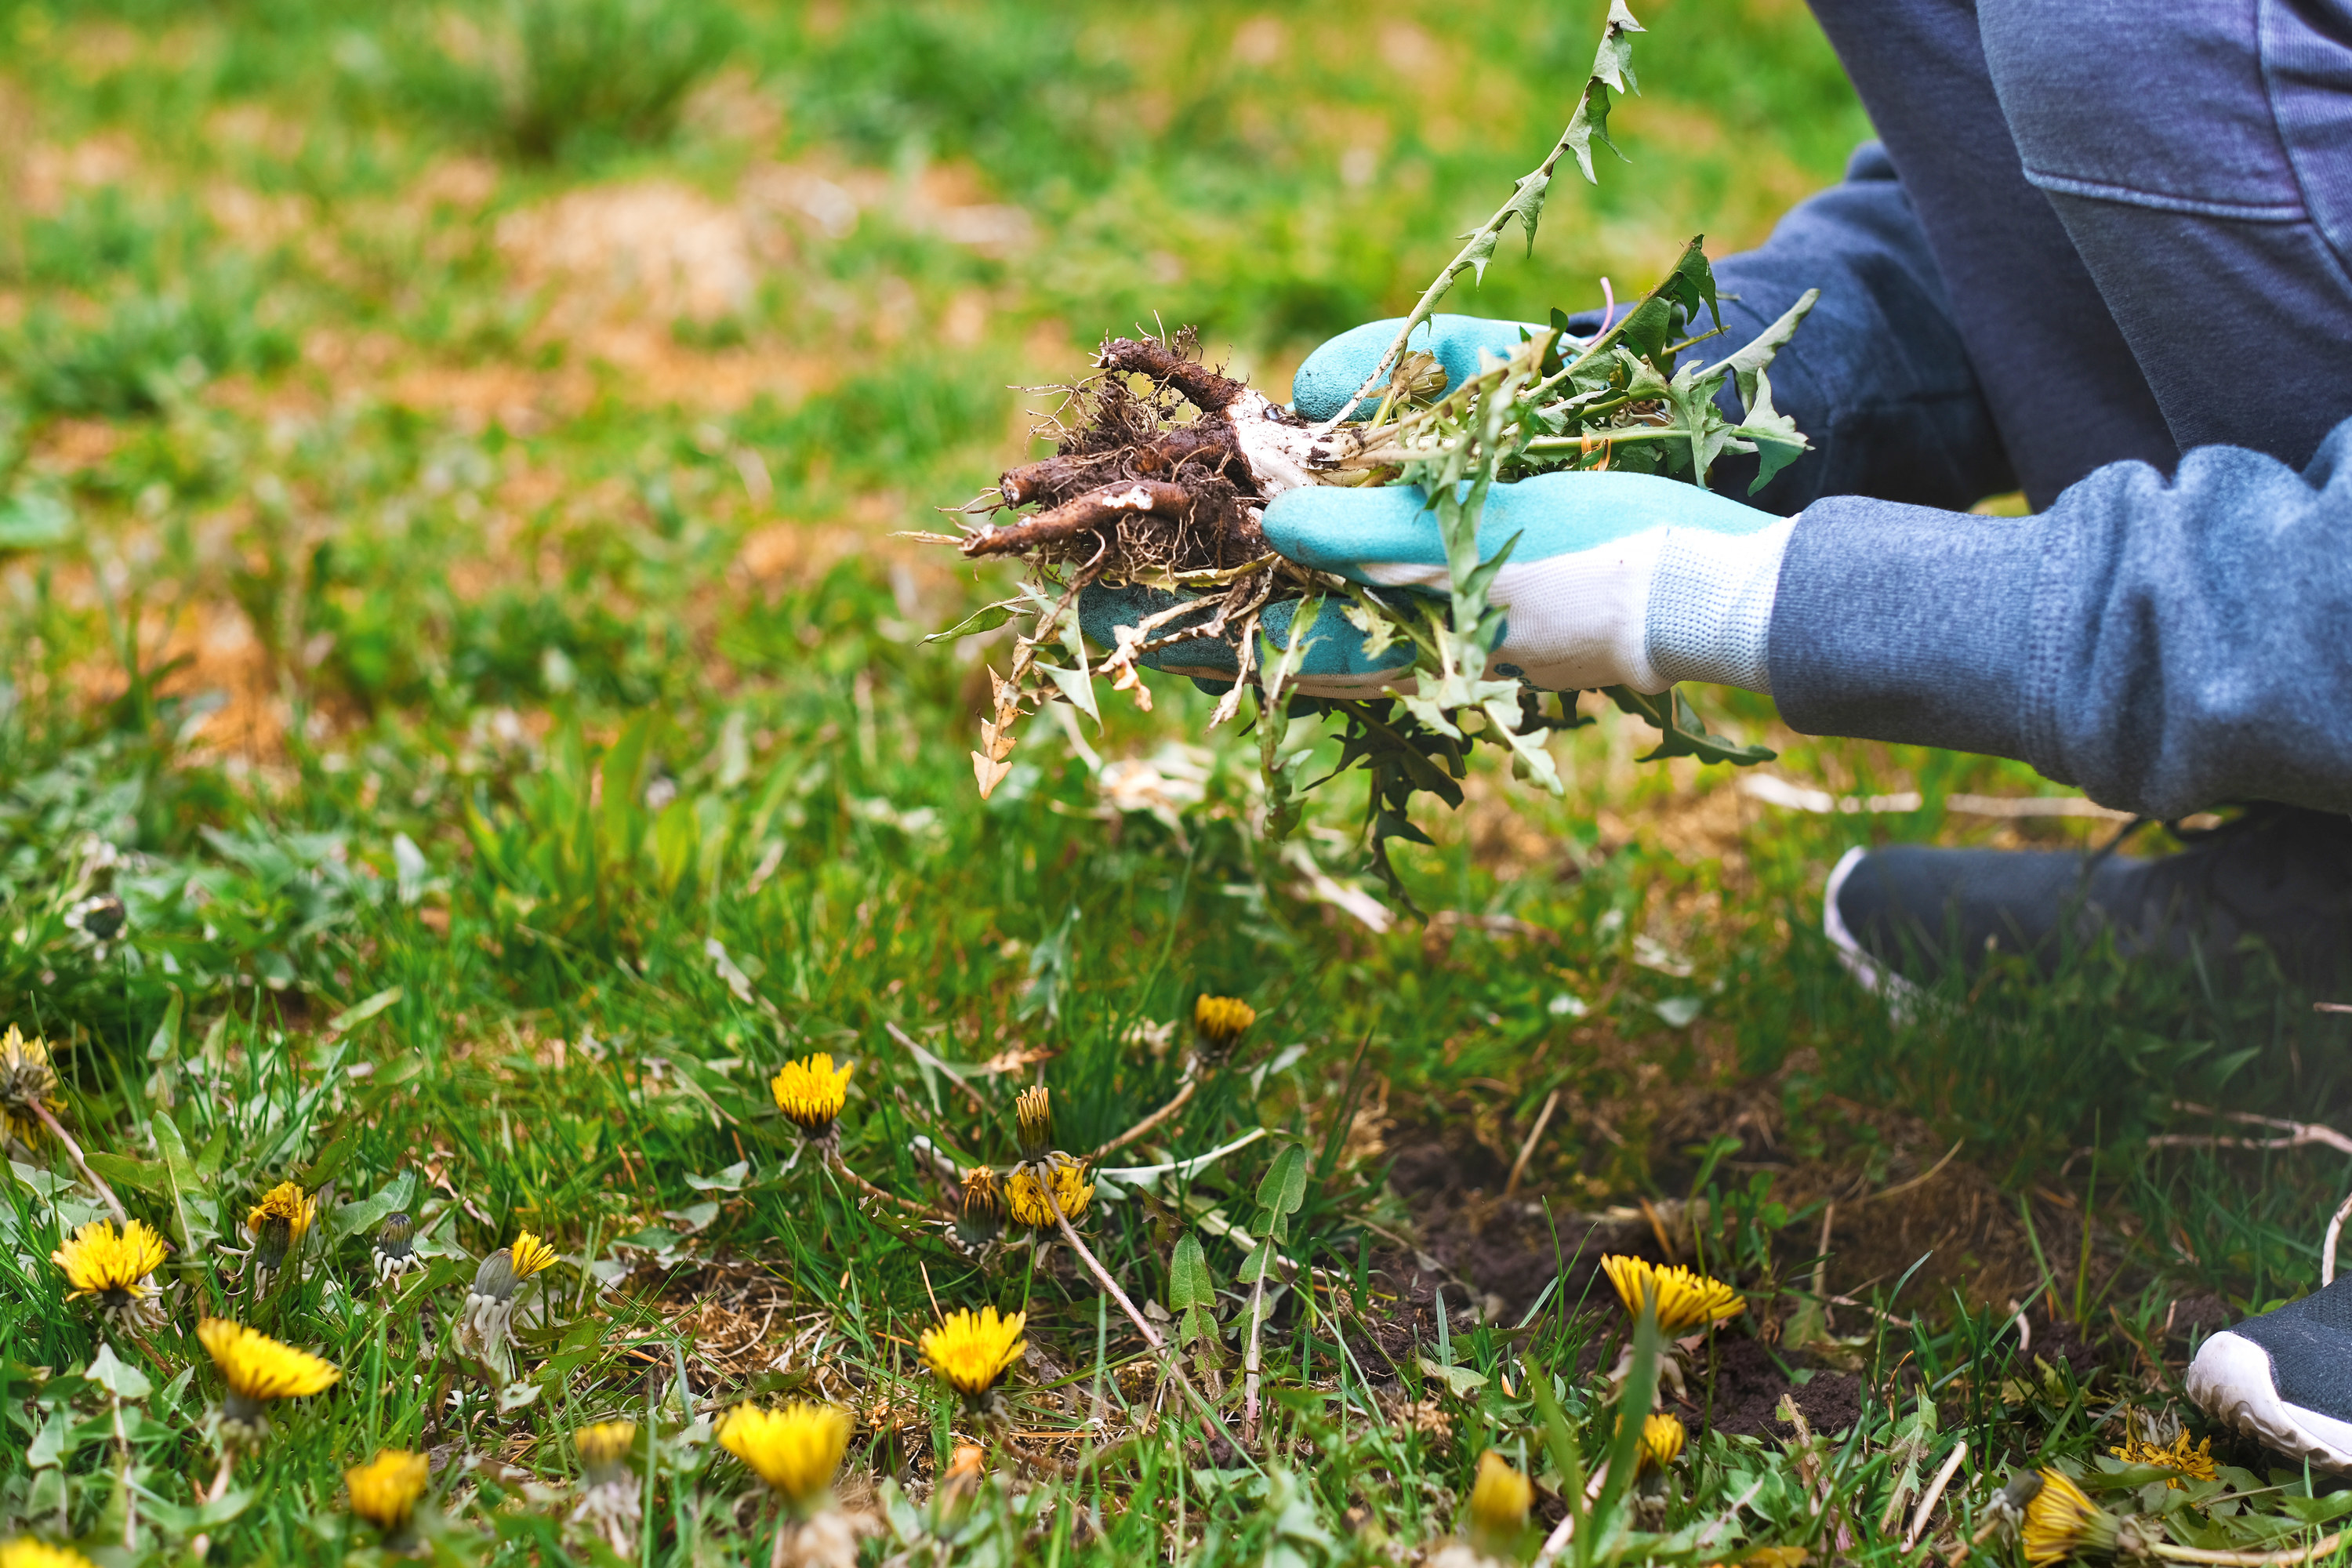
[923,0,1811,904]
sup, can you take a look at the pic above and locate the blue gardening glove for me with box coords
[1078,471,1795,699]
[1291,314,1550,422]
[1077,583,1417,695]
[1264,472,1792,695]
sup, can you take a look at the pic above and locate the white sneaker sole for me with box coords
[1823,846,1928,1018]
[2187,1330,2352,1469]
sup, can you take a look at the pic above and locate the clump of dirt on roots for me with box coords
[954,330,1323,615]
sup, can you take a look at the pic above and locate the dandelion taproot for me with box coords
[198,1318,339,1443]
[921,1306,1026,1399]
[1465,1450,1533,1557]
[1192,995,1256,1058]
[346,1450,429,1544]
[771,1054,853,1136]
[572,1421,643,1555]
[52,1218,168,1332]
[1640,1411,1686,1472]
[720,1403,852,1516]
[1599,1254,1744,1334]
[0,1025,61,1149]
[1004,1156,1093,1230]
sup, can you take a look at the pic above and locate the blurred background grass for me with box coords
[2,2,2350,1555]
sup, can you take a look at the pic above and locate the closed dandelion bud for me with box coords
[571,1421,642,1555]
[771,1054,854,1139]
[954,1167,1004,1248]
[457,1232,555,1383]
[920,1306,1026,1405]
[1639,1412,1686,1473]
[51,1218,169,1333]
[372,1212,420,1284]
[1013,1085,1054,1160]
[1192,995,1255,1060]
[1465,1450,1533,1559]
[198,1318,339,1446]
[0,1025,62,1149]
[346,1449,429,1548]
[719,1403,851,1519]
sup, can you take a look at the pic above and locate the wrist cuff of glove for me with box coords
[1643,518,1796,695]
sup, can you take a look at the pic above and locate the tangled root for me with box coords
[960,330,1299,578]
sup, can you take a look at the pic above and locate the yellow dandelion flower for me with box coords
[246,1181,317,1275]
[52,1218,168,1326]
[1014,1084,1053,1159]
[510,1230,558,1279]
[771,1054,853,1134]
[2022,1468,2147,1565]
[720,1403,851,1515]
[1641,1412,1687,1472]
[0,1025,61,1147]
[0,1538,97,1568]
[1004,1156,1092,1230]
[198,1318,338,1442]
[921,1306,1026,1397]
[1600,1255,1745,1334]
[577,1421,639,1479]
[2109,1428,2215,1489]
[1466,1450,1533,1554]
[346,1450,429,1536]
[1192,996,1256,1055]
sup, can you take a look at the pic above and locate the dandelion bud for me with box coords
[954,1167,1004,1249]
[1192,995,1255,1059]
[1013,1085,1053,1160]
[1639,1412,1686,1472]
[372,1212,421,1285]
[346,1450,429,1548]
[571,1421,642,1555]
[2022,1468,2155,1565]
[1465,1450,1533,1559]
[0,1025,62,1149]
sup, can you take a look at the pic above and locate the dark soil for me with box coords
[1693,1334,1860,1439]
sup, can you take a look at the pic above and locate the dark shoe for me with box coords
[1823,806,2352,993]
[2187,1278,2352,1467]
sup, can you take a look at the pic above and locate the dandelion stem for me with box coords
[31,1099,127,1223]
[1040,1181,1255,1468]
[827,1151,942,1218]
[189,1447,235,1560]
[769,1512,790,1568]
[1090,1075,1196,1161]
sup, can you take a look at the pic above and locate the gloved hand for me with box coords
[1290,314,1549,423]
[1080,470,1795,699]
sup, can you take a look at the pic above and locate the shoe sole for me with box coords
[2187,1330,2352,1469]
[1823,846,1928,1018]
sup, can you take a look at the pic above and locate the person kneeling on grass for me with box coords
[1089,2,2352,1468]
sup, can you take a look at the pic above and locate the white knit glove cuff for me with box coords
[1643,517,1796,695]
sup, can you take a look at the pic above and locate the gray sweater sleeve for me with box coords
[1769,418,2352,818]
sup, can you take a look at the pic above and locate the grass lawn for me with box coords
[4,2,2352,1563]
